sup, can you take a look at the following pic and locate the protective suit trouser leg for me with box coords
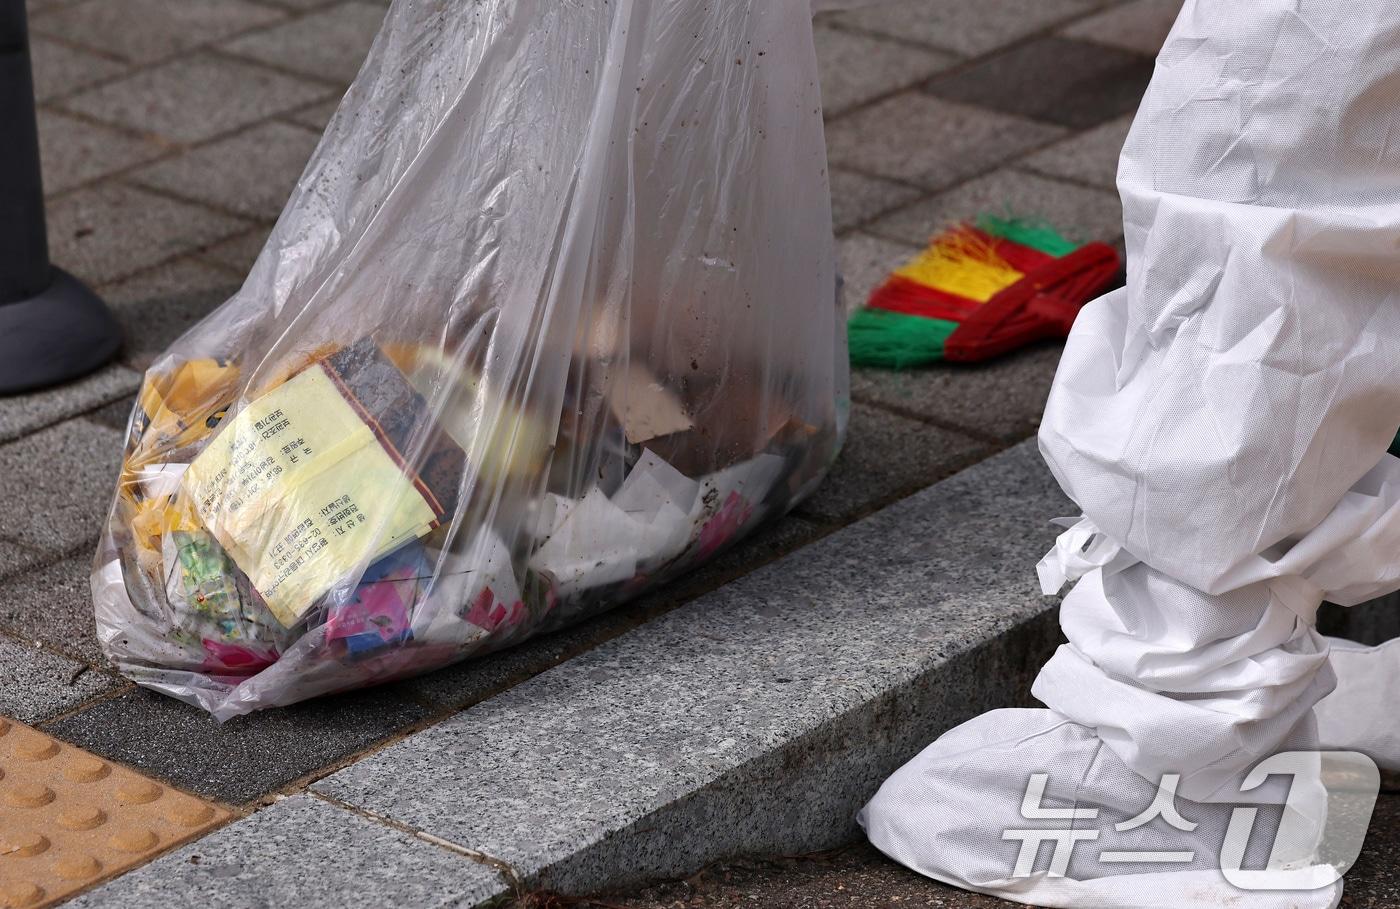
[862,1,1400,905]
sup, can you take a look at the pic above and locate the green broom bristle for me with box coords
[976,215,1079,258]
[848,308,957,369]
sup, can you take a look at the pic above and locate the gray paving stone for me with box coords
[0,419,121,557]
[45,685,431,803]
[0,541,48,584]
[130,121,321,219]
[84,395,138,434]
[1063,0,1182,56]
[1020,113,1133,191]
[0,361,141,443]
[66,794,503,909]
[198,227,272,274]
[837,231,919,313]
[37,110,168,196]
[31,0,284,65]
[282,95,343,132]
[925,35,1155,130]
[222,1,387,85]
[47,182,248,285]
[794,402,989,524]
[403,515,826,710]
[825,92,1063,190]
[254,0,343,8]
[313,440,1072,898]
[28,36,127,103]
[62,55,333,144]
[850,342,1067,443]
[815,25,956,119]
[0,633,122,724]
[829,168,923,235]
[101,258,242,369]
[866,167,1124,249]
[0,555,106,665]
[825,0,1096,57]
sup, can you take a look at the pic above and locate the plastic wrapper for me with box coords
[93,0,847,720]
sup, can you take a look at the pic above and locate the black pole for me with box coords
[0,0,120,393]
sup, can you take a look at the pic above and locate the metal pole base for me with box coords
[0,268,121,394]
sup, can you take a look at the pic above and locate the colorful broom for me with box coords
[848,217,1121,368]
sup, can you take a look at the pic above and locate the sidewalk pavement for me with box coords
[6,1,1392,907]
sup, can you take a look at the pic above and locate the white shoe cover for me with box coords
[1317,638,1400,771]
[859,709,1341,909]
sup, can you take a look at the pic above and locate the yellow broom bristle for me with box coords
[892,225,1025,303]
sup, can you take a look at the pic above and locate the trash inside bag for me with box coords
[92,0,847,720]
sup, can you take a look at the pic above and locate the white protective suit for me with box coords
[861,2,1400,906]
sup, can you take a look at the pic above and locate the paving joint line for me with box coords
[37,179,258,287]
[0,381,140,451]
[28,0,363,76]
[849,393,1016,448]
[243,0,345,11]
[205,46,350,92]
[37,108,315,225]
[31,681,137,731]
[308,789,529,893]
[821,60,964,126]
[105,176,260,228]
[43,94,341,202]
[0,621,124,678]
[23,23,133,66]
[828,163,931,196]
[115,173,279,227]
[835,123,1116,240]
[0,532,102,588]
[821,0,1139,83]
[190,229,277,277]
[81,403,135,434]
[816,20,970,60]
[37,102,184,151]
[31,2,344,120]
[20,0,90,15]
[1011,162,1125,196]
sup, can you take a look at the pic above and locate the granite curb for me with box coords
[73,439,1076,906]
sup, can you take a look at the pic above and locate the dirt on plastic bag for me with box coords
[93,0,847,720]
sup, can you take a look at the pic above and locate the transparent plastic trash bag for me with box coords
[92,0,847,720]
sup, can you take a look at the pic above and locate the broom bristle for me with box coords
[976,215,1079,258]
[849,215,1093,369]
[894,225,1024,302]
[848,308,957,368]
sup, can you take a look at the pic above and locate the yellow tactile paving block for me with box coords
[0,717,231,908]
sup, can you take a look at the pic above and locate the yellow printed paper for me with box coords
[182,367,436,627]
